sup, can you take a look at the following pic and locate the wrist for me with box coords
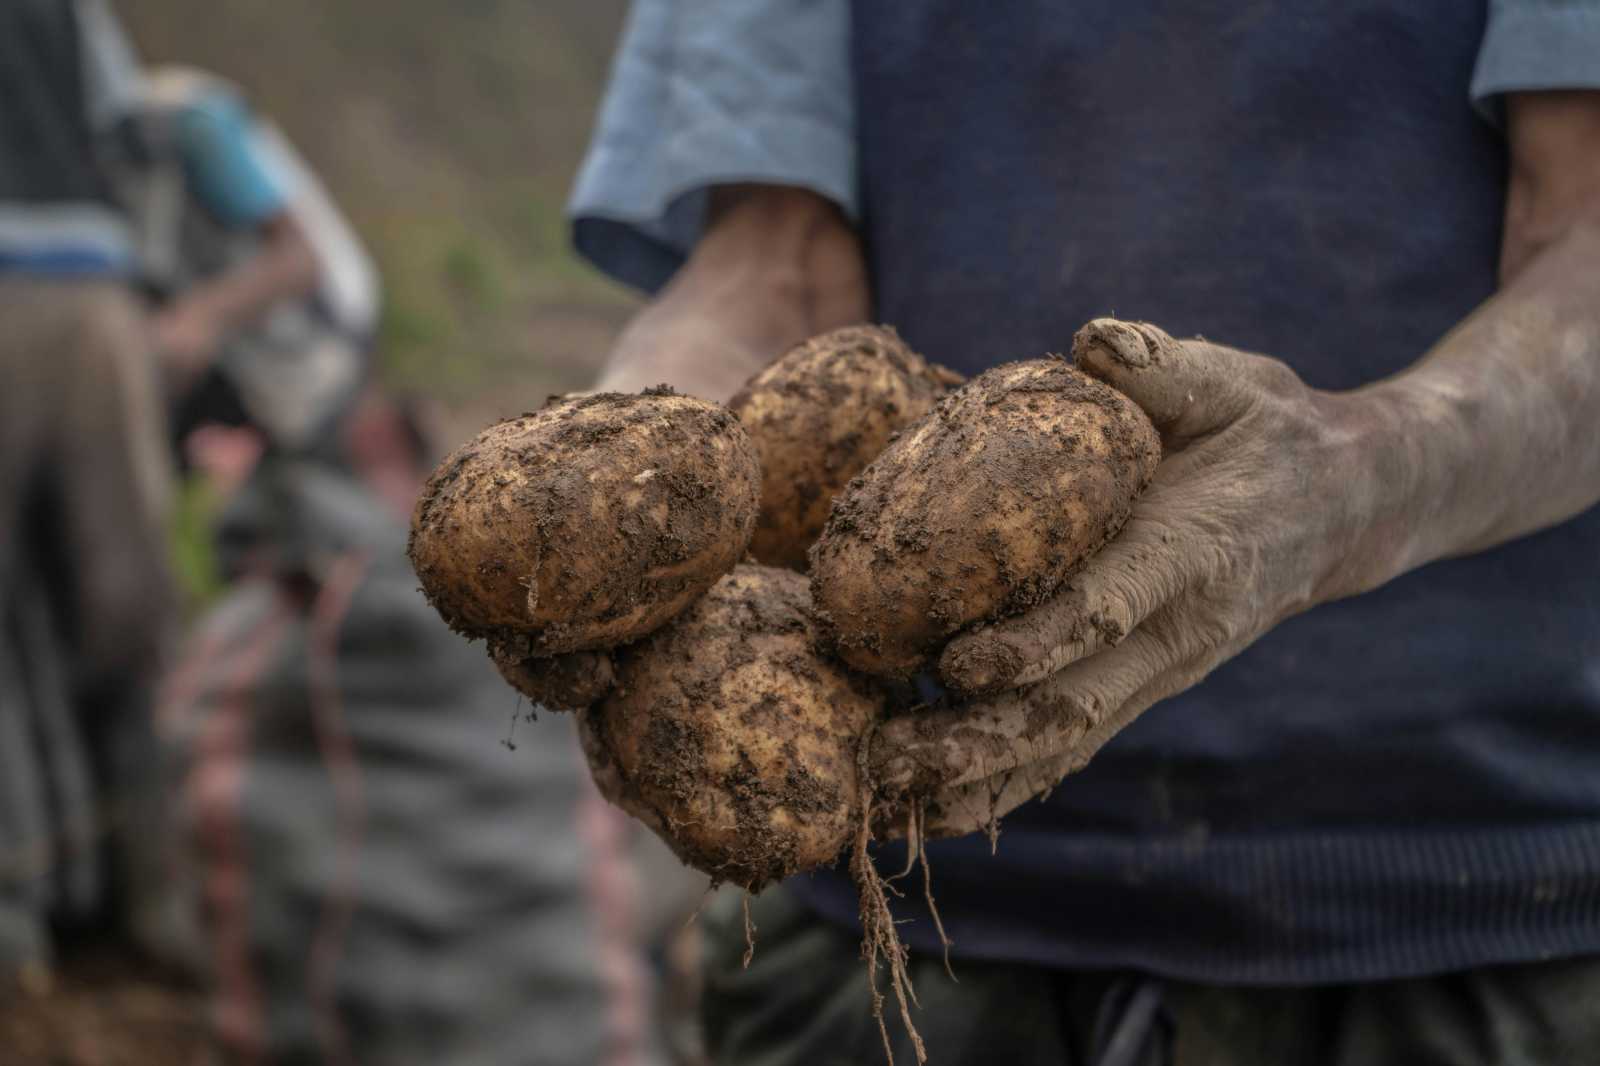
[1312,381,1451,600]
[594,185,869,401]
[697,184,869,340]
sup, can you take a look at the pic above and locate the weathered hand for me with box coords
[872,318,1388,834]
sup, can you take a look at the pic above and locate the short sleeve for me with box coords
[568,0,856,294]
[75,0,143,130]
[1471,0,1600,127]
[177,89,293,228]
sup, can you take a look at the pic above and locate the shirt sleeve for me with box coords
[177,89,293,228]
[75,0,143,130]
[568,0,856,295]
[1471,0,1600,127]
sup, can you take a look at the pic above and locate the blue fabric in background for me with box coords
[176,89,289,228]
[572,0,1600,982]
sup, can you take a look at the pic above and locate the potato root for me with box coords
[581,565,885,891]
[810,359,1161,678]
[408,388,760,655]
[730,326,961,570]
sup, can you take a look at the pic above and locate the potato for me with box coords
[581,565,884,891]
[408,388,760,655]
[810,358,1161,678]
[729,325,961,570]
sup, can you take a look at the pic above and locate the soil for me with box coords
[0,951,204,1066]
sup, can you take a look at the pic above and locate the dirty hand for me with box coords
[873,318,1392,836]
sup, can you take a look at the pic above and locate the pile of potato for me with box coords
[408,325,1160,893]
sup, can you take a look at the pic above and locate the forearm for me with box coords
[1336,95,1600,597]
[593,184,869,400]
[176,213,319,336]
[1349,219,1600,588]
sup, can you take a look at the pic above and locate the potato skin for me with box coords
[730,326,960,570]
[810,359,1161,678]
[408,389,760,655]
[584,565,884,891]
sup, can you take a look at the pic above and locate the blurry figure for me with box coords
[134,64,669,1066]
[116,65,379,458]
[0,0,178,976]
[161,395,667,1065]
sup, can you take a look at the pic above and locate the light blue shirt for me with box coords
[176,89,292,228]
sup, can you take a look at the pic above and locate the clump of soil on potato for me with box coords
[408,388,760,656]
[810,358,1161,678]
[730,326,962,570]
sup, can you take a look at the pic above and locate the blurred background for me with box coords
[126,0,635,429]
[0,3,714,1065]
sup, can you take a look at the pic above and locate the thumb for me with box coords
[1071,318,1252,444]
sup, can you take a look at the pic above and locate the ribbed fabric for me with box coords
[792,821,1600,985]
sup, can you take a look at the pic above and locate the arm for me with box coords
[567,0,859,400]
[153,210,319,381]
[1352,90,1600,577]
[152,85,322,385]
[593,183,868,400]
[875,92,1600,827]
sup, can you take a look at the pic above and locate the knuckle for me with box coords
[1243,353,1308,399]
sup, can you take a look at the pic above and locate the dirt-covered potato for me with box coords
[408,388,760,655]
[810,358,1161,678]
[729,326,961,570]
[582,565,885,891]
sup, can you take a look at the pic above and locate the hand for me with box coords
[871,318,1392,837]
[151,303,223,391]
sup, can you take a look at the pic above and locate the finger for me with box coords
[921,656,1212,840]
[876,617,1189,796]
[1071,318,1254,444]
[940,486,1204,694]
[489,643,615,710]
[920,751,1074,841]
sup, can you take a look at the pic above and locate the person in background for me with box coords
[119,65,379,461]
[131,60,675,1066]
[560,2,1600,1064]
[0,0,177,978]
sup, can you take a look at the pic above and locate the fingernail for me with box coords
[1071,319,1175,370]
[939,637,1022,695]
